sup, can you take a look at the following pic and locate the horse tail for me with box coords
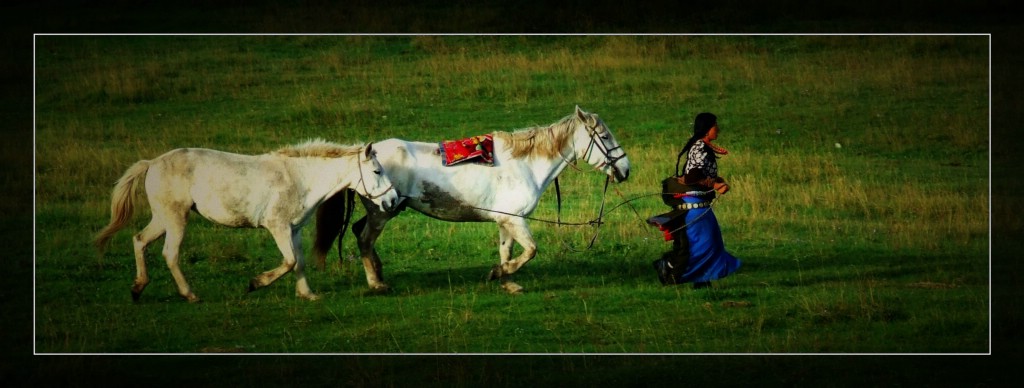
[94,160,150,251]
[313,189,355,270]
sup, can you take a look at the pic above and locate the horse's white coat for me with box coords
[318,106,630,293]
[95,140,398,302]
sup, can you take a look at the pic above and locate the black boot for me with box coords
[667,228,690,284]
[653,257,677,285]
[653,226,690,286]
[654,243,690,286]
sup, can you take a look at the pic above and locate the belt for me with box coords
[677,201,711,210]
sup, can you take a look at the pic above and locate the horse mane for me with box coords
[493,114,582,159]
[271,138,365,158]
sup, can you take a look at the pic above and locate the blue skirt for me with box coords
[677,196,741,283]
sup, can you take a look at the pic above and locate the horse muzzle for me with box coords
[369,186,400,212]
[611,160,630,183]
[381,191,401,212]
[613,169,629,183]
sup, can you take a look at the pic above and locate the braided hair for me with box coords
[674,112,718,176]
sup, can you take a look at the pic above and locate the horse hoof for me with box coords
[502,282,524,294]
[488,265,504,281]
[248,279,259,293]
[185,294,201,303]
[367,284,391,295]
[131,291,142,302]
[300,293,321,301]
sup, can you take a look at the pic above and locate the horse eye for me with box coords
[601,135,610,140]
[373,169,382,175]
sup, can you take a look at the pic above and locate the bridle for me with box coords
[548,120,628,251]
[356,144,395,200]
[580,121,627,178]
[553,120,626,176]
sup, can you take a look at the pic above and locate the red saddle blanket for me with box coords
[439,134,494,166]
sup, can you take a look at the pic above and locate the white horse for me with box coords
[94,139,399,302]
[314,106,630,294]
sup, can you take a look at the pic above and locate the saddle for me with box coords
[438,134,494,166]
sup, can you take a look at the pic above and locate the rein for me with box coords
[604,190,722,233]
[435,186,720,252]
[521,121,623,251]
[546,121,622,250]
[430,175,611,229]
[357,144,395,200]
[404,123,720,248]
[554,176,611,252]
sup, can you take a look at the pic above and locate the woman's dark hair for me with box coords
[674,112,717,175]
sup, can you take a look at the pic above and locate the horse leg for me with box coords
[160,212,199,303]
[490,219,537,277]
[313,190,349,271]
[250,225,319,300]
[491,222,515,278]
[497,222,515,265]
[360,216,391,290]
[289,229,319,301]
[488,219,536,294]
[130,220,165,302]
[354,213,390,292]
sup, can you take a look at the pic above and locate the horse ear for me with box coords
[365,143,374,158]
[575,105,595,126]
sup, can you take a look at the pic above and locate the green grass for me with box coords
[34,35,988,353]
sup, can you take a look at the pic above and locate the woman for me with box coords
[649,112,741,289]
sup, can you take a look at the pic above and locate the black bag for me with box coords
[661,147,692,207]
[661,175,690,207]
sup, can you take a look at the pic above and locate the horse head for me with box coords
[573,105,630,182]
[356,143,400,211]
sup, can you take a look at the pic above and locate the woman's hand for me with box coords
[713,179,730,195]
[679,174,729,194]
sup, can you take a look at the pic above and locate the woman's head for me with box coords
[693,112,718,139]
[676,112,720,175]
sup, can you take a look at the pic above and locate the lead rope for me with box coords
[604,189,722,233]
[554,175,611,253]
[553,129,612,252]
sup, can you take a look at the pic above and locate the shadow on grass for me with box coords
[735,249,985,287]
[308,236,987,301]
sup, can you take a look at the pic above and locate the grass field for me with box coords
[33,35,988,353]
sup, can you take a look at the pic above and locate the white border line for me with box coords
[32,33,993,356]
